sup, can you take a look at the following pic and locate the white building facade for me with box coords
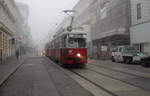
[130,0,150,53]
[16,2,32,53]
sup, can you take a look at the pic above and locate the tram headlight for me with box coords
[77,53,81,57]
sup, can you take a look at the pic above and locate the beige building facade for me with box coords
[0,0,25,60]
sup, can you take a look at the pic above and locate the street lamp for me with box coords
[63,10,76,32]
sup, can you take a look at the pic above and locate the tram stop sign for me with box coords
[67,26,72,32]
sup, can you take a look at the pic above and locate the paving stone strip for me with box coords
[43,57,94,96]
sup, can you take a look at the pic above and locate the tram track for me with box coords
[89,62,150,80]
[69,69,118,96]
[70,67,150,96]
[45,58,150,96]
[44,58,117,96]
[86,66,150,92]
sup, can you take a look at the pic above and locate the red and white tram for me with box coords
[45,31,87,67]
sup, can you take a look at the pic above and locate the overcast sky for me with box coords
[15,0,79,48]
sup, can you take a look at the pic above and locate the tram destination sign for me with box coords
[69,34,86,38]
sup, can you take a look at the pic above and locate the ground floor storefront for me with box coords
[130,21,150,54]
[89,35,130,60]
[0,28,16,61]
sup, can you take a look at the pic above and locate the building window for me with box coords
[137,3,142,20]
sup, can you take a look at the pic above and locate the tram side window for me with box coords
[61,36,66,48]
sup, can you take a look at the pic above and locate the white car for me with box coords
[111,46,145,64]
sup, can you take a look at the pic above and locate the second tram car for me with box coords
[47,31,87,67]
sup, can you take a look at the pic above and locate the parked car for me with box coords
[141,54,150,67]
[111,46,145,64]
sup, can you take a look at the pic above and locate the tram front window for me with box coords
[68,38,86,48]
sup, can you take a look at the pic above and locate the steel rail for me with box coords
[44,57,118,96]
[89,62,150,80]
[87,66,150,92]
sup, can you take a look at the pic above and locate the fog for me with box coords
[15,0,79,50]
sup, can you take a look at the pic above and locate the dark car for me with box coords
[141,56,150,67]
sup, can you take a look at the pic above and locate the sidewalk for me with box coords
[0,55,26,86]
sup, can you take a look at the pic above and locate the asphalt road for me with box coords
[0,57,93,96]
[1,57,150,96]
[86,60,150,96]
